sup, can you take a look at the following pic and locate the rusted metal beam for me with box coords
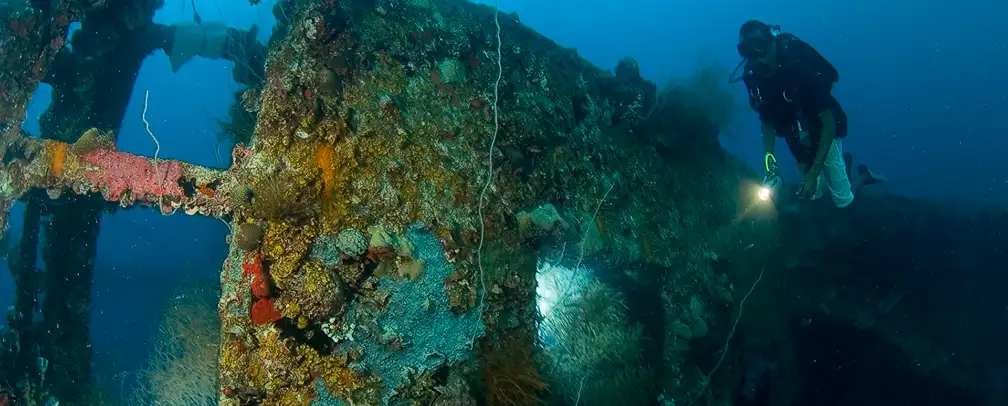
[0,129,240,219]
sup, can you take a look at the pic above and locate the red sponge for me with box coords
[251,298,282,326]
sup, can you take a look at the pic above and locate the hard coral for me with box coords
[235,222,265,251]
[310,233,345,265]
[335,228,368,257]
[263,221,317,282]
[282,259,343,323]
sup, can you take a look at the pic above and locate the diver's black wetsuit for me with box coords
[742,34,847,167]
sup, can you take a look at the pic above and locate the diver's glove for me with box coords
[763,172,782,189]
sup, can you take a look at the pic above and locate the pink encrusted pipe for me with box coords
[81,149,184,211]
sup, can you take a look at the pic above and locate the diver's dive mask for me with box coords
[737,34,771,60]
[730,28,778,84]
[737,23,780,60]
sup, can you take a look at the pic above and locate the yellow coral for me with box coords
[274,387,314,406]
[296,346,366,398]
[264,221,316,282]
[256,330,289,376]
[245,347,267,387]
[284,137,358,234]
[303,260,325,289]
[284,259,342,323]
[219,337,245,380]
[280,300,302,319]
[314,53,473,235]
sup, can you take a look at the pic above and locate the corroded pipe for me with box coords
[0,129,241,218]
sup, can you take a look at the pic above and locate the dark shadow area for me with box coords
[730,188,1008,406]
[791,315,981,406]
[779,192,1008,394]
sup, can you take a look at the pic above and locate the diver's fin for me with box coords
[857,164,888,185]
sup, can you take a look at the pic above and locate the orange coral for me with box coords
[315,143,336,196]
[197,183,216,197]
[46,140,68,178]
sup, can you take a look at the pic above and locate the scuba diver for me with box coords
[731,20,883,207]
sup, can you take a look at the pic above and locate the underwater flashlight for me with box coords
[758,175,781,202]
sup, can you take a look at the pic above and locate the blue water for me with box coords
[490,0,1008,203]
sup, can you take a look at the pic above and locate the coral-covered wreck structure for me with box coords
[1,1,1006,406]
